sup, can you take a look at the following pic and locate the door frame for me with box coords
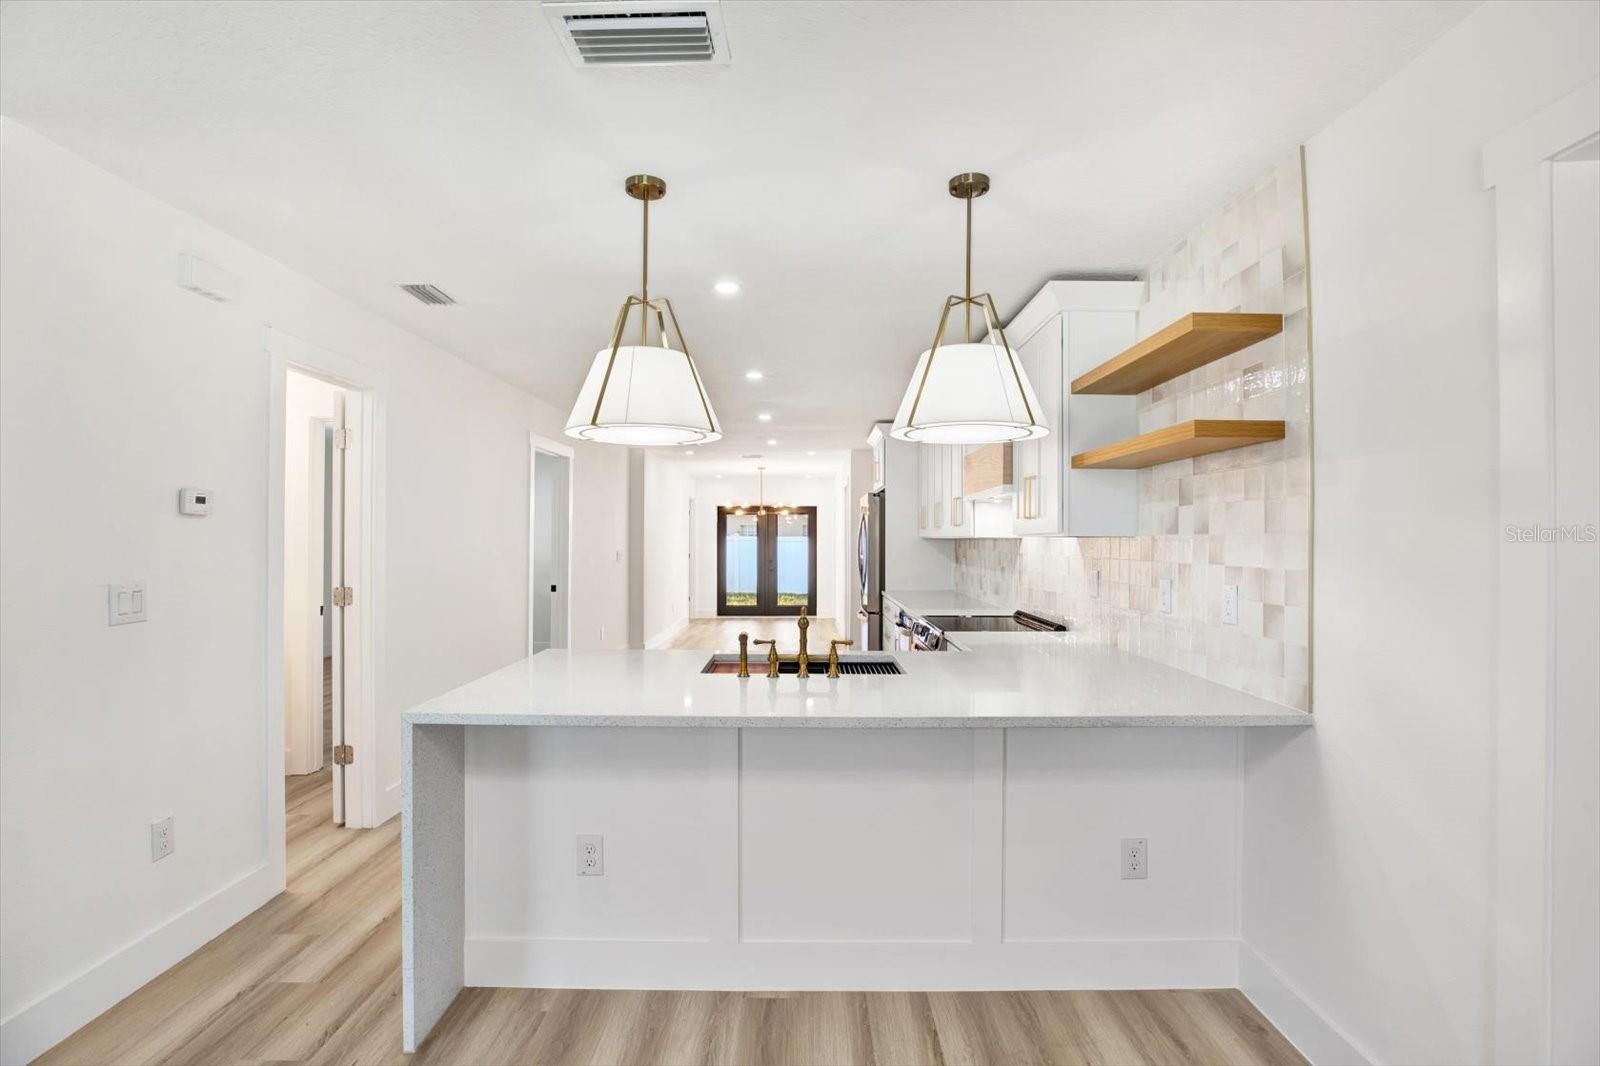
[1481,79,1598,1066]
[715,506,819,616]
[527,432,575,656]
[267,327,387,883]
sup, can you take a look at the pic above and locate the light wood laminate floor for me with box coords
[660,616,844,651]
[38,685,1306,1066]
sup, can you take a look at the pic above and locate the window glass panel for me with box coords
[724,513,759,607]
[775,511,810,607]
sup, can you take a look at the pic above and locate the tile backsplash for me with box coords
[957,152,1312,710]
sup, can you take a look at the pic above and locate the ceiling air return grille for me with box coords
[544,1,730,66]
[400,283,455,306]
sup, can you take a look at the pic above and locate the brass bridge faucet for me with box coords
[795,608,811,677]
[827,638,854,678]
[751,638,780,678]
[737,632,750,678]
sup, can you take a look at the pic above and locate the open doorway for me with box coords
[529,434,573,656]
[282,368,358,829]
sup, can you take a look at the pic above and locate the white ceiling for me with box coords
[0,0,1472,455]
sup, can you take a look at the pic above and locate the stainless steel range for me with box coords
[906,610,1066,651]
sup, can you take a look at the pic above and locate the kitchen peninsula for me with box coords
[401,620,1309,1050]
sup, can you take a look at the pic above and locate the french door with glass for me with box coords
[716,506,817,616]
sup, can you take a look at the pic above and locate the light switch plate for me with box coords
[1159,577,1174,614]
[1222,585,1240,626]
[109,583,147,626]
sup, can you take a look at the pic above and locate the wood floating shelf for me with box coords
[1071,312,1283,395]
[1071,420,1286,470]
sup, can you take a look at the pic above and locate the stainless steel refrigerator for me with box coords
[857,490,885,649]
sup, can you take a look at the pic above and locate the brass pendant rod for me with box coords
[640,193,649,346]
[964,193,973,343]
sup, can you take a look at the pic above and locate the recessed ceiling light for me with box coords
[714,279,741,296]
[767,438,778,446]
[806,450,816,456]
[684,449,696,456]
[757,412,772,422]
[745,370,763,382]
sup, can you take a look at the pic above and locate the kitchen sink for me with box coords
[701,654,903,676]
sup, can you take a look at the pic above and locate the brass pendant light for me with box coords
[890,172,1049,444]
[565,174,722,446]
[730,466,790,517]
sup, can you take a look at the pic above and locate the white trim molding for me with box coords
[0,864,279,1065]
[1480,79,1599,1066]
[1239,944,1372,1066]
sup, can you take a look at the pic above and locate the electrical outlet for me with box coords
[1222,584,1240,626]
[151,817,175,862]
[576,834,604,876]
[1159,577,1174,614]
[1121,837,1147,880]
[1090,569,1101,599]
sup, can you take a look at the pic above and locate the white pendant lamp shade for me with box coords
[890,172,1049,444]
[565,344,721,446]
[564,173,721,447]
[890,341,1047,444]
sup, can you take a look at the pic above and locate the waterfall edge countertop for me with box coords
[402,639,1311,729]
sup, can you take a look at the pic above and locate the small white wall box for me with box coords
[178,488,211,516]
[108,583,147,626]
[174,254,239,302]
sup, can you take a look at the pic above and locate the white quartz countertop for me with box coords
[882,589,1016,618]
[402,638,1310,729]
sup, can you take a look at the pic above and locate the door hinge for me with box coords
[334,427,352,449]
[332,586,354,607]
[333,744,354,765]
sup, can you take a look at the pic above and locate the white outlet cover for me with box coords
[1222,584,1240,626]
[151,816,174,862]
[1121,837,1147,880]
[576,833,604,876]
[1159,577,1174,614]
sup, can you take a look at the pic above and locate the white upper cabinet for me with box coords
[1006,281,1142,537]
[915,281,1139,539]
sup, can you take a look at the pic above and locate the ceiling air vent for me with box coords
[543,1,730,67]
[400,283,455,306]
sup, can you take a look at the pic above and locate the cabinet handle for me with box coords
[919,505,926,530]
[1023,475,1039,520]
[951,496,963,527]
[934,502,943,528]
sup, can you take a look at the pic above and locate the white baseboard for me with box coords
[643,618,689,650]
[378,779,402,826]
[1239,943,1372,1066]
[0,862,281,1066]
[467,937,1238,991]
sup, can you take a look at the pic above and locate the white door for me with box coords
[328,391,366,826]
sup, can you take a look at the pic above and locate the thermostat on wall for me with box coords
[179,488,211,516]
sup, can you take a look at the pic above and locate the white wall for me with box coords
[691,473,846,624]
[0,118,629,1062]
[284,371,340,776]
[1240,4,1600,1065]
[641,454,694,646]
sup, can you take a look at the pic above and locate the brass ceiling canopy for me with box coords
[948,172,990,199]
[625,174,666,201]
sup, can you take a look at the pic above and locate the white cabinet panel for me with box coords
[741,729,974,942]
[1004,281,1142,537]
